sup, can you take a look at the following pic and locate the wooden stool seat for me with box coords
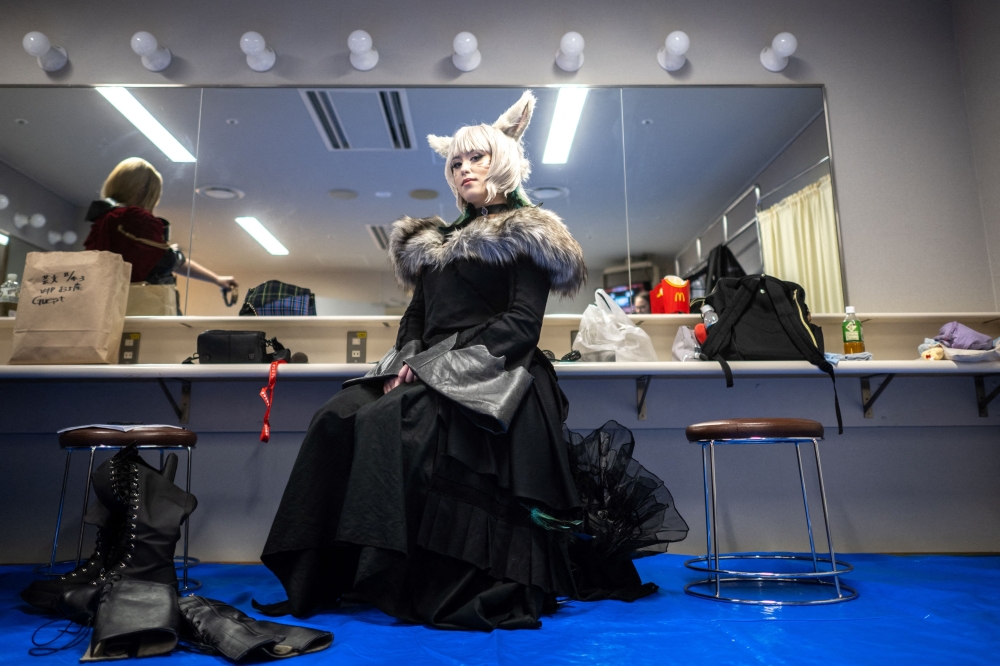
[686,418,824,442]
[59,426,198,449]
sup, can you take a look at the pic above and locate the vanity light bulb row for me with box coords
[19,29,799,74]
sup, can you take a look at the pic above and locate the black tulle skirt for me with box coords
[259,368,687,631]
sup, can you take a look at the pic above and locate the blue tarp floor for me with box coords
[2,553,998,665]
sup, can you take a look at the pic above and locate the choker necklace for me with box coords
[479,203,509,217]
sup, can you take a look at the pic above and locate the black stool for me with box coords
[46,426,200,592]
[684,418,856,605]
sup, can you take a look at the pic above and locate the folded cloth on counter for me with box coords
[935,321,994,350]
[823,352,873,365]
[921,340,1000,363]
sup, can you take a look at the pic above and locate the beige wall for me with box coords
[1,0,994,311]
[953,0,1000,310]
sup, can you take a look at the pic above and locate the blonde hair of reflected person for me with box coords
[101,157,163,212]
[443,123,532,211]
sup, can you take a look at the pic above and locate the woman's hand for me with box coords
[382,363,416,394]
[217,276,238,291]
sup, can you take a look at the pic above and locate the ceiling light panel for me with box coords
[235,217,288,255]
[542,88,589,165]
[96,87,196,162]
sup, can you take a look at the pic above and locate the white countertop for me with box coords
[1,359,997,381]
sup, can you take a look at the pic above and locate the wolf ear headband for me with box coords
[427,90,536,157]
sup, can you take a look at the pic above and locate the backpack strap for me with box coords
[761,277,844,434]
[700,276,761,388]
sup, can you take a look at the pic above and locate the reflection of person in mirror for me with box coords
[633,290,651,314]
[82,158,237,296]
[260,91,687,630]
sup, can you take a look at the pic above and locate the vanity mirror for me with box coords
[0,85,843,318]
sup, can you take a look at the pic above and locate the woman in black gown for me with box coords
[259,91,687,630]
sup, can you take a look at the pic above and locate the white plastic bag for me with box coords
[671,326,702,362]
[572,289,658,362]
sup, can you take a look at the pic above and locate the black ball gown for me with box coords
[259,203,687,630]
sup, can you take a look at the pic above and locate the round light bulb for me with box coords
[30,213,47,228]
[760,46,787,72]
[47,231,62,246]
[23,32,51,57]
[13,214,28,229]
[62,230,78,245]
[348,30,372,55]
[240,31,266,56]
[453,32,478,56]
[0,194,8,210]
[560,32,584,56]
[665,31,690,56]
[772,32,797,58]
[131,31,158,57]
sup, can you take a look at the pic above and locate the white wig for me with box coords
[427,91,535,211]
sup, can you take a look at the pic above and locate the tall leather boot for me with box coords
[20,447,178,614]
[178,596,332,661]
[80,574,180,662]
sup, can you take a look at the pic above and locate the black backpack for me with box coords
[699,275,842,434]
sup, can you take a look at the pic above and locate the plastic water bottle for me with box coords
[0,273,19,318]
[700,304,718,329]
[842,306,865,354]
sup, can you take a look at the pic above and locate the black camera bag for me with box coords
[194,330,290,364]
[699,275,842,433]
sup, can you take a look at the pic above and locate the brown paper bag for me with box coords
[9,251,131,364]
[126,282,178,316]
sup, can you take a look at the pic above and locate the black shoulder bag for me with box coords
[699,275,842,434]
[185,331,290,364]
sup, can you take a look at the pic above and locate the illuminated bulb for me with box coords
[348,30,379,71]
[657,30,689,72]
[22,32,68,72]
[0,195,8,210]
[452,32,481,72]
[62,230,78,245]
[761,32,797,72]
[556,32,584,72]
[240,31,276,72]
[131,31,172,72]
[30,213,46,229]
[13,214,29,229]
[48,231,63,246]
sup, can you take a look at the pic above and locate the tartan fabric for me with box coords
[240,280,317,316]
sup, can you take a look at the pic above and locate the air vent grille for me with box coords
[300,89,415,151]
[366,225,391,250]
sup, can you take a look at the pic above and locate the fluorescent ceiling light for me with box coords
[96,87,197,163]
[0,233,8,246]
[235,217,288,255]
[542,88,589,164]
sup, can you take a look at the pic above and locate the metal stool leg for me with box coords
[812,439,843,597]
[183,446,192,590]
[709,440,720,597]
[700,443,713,593]
[48,449,74,574]
[75,447,97,567]
[795,443,820,573]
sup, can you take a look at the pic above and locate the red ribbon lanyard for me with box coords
[259,359,287,442]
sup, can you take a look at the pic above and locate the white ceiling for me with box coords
[0,85,825,276]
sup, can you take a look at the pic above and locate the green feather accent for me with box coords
[526,506,583,532]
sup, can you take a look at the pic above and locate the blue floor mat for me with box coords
[2,553,999,665]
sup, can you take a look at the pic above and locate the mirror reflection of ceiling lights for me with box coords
[196,186,245,201]
[96,87,197,163]
[235,217,288,256]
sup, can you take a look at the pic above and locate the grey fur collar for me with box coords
[389,206,587,297]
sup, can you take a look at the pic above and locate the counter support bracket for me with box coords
[637,375,652,420]
[861,374,895,418]
[158,379,191,424]
[975,376,1000,417]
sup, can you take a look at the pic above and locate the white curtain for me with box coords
[757,174,844,313]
